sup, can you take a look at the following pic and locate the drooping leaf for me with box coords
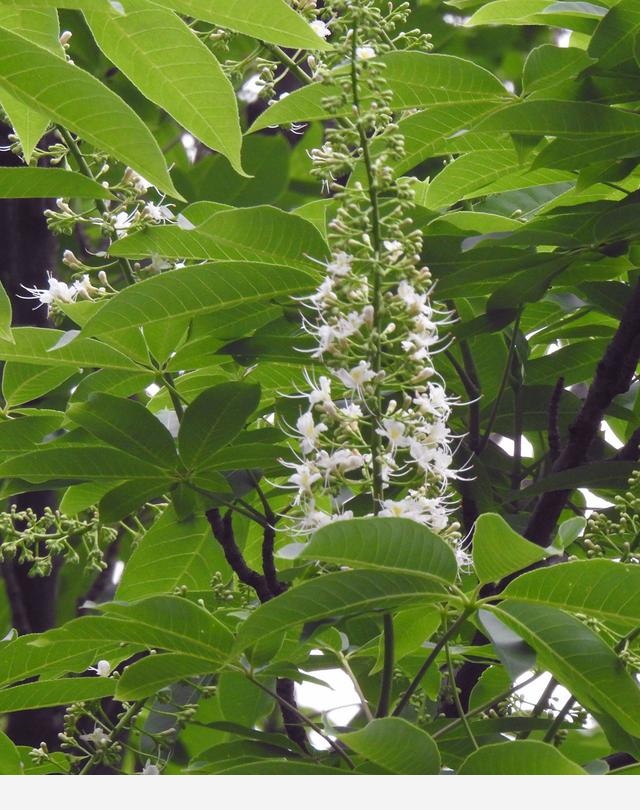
[0,730,21,775]
[0,25,179,196]
[0,678,115,713]
[84,3,244,173]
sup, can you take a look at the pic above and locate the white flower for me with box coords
[308,375,333,408]
[20,273,77,310]
[379,496,426,522]
[339,403,363,430]
[397,281,429,315]
[296,506,332,533]
[414,383,451,418]
[334,361,376,391]
[316,448,364,475]
[90,659,111,677]
[356,45,376,60]
[80,725,110,747]
[141,759,160,775]
[296,411,328,454]
[377,419,410,448]
[143,202,175,223]
[310,19,331,39]
[238,73,265,104]
[288,462,322,495]
[326,251,352,277]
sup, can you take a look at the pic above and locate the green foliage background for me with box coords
[0,0,638,777]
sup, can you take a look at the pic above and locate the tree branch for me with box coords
[525,281,640,546]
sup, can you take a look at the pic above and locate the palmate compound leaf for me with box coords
[490,601,640,737]
[299,516,458,583]
[458,740,586,775]
[236,570,450,651]
[249,51,511,132]
[81,261,317,340]
[502,559,640,627]
[0,23,179,197]
[340,718,440,775]
[83,2,244,174]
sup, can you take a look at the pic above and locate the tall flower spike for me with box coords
[280,0,464,563]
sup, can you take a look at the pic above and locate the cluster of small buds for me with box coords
[0,505,116,576]
[583,469,640,563]
[278,1,465,563]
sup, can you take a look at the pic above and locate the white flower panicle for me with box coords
[279,1,464,559]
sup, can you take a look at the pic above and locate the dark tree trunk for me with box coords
[0,123,62,748]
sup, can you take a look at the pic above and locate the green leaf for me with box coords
[525,339,609,385]
[478,609,537,679]
[47,596,233,663]
[341,718,440,775]
[0,413,64,452]
[507,461,639,500]
[250,52,510,132]
[111,205,327,271]
[211,760,350,775]
[523,45,595,95]
[151,0,332,50]
[0,327,141,371]
[178,381,260,470]
[492,601,640,736]
[0,167,113,198]
[197,442,285,475]
[465,0,606,31]
[68,393,177,468]
[503,560,640,627]
[0,677,115,713]
[472,100,640,140]
[116,507,228,601]
[217,672,274,728]
[0,445,173,483]
[178,135,289,207]
[236,570,449,650]
[115,652,215,700]
[81,262,316,339]
[0,632,136,689]
[472,513,550,584]
[0,730,21,775]
[0,284,12,343]
[300,517,458,583]
[0,3,61,161]
[2,363,76,407]
[588,0,640,70]
[458,740,586,775]
[0,24,179,197]
[84,3,243,174]
[98,479,171,522]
